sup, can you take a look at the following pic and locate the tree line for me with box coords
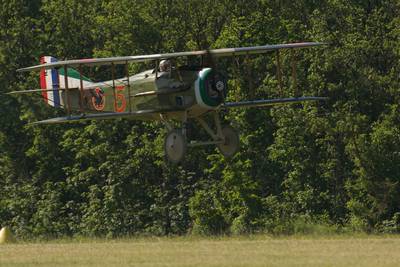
[0,0,399,238]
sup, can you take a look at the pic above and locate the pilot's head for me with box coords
[159,59,171,72]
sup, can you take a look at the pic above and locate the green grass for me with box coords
[1,235,400,267]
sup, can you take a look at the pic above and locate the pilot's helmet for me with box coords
[159,59,171,72]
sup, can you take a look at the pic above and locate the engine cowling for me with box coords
[195,68,227,108]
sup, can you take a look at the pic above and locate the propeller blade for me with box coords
[205,49,226,104]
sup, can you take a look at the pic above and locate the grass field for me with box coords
[1,235,400,267]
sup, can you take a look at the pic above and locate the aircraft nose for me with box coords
[204,70,227,101]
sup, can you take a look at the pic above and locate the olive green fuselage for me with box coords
[61,67,225,120]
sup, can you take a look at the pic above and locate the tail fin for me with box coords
[39,56,93,108]
[40,56,61,107]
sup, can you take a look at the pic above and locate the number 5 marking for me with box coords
[115,85,126,112]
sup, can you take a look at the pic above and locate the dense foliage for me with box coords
[0,0,399,238]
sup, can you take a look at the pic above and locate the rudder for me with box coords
[40,56,62,107]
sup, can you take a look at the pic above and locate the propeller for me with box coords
[205,49,226,105]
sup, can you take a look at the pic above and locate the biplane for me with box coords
[13,42,326,163]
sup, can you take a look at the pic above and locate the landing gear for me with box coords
[217,125,240,158]
[162,112,240,163]
[164,130,187,163]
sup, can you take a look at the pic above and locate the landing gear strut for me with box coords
[162,112,240,163]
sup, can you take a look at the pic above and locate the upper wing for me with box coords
[222,96,327,109]
[18,42,325,72]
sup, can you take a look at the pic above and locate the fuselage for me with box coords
[60,67,227,120]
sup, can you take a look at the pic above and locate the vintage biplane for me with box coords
[13,42,326,163]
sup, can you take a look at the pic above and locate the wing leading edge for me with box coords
[222,96,327,109]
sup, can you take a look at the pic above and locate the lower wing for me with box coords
[221,96,327,109]
[29,108,181,125]
[28,97,326,125]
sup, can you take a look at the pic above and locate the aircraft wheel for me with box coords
[164,129,187,163]
[217,125,240,158]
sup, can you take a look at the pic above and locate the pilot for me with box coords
[156,59,173,89]
[159,59,171,73]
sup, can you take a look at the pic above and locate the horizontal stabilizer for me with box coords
[222,96,327,109]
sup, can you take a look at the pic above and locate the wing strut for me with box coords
[291,49,298,97]
[274,49,300,97]
[78,64,85,113]
[155,60,159,79]
[245,52,255,99]
[63,65,72,115]
[111,63,117,112]
[126,61,132,113]
[275,50,283,96]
